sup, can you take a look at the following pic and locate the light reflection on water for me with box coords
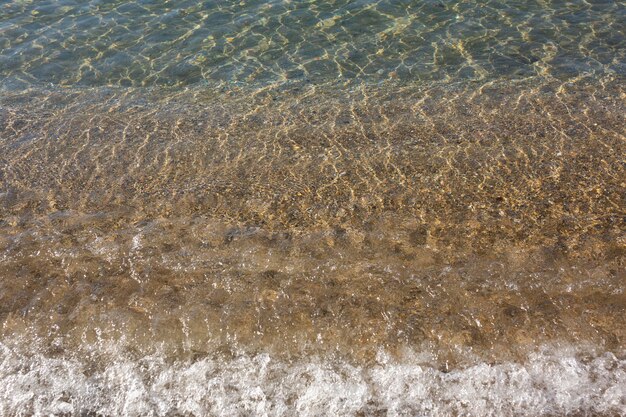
[1,78,624,365]
[0,0,625,415]
[1,0,624,88]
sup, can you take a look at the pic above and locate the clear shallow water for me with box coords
[1,1,625,416]
[1,0,624,87]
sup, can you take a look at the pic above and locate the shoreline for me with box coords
[1,342,624,417]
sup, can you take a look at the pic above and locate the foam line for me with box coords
[1,344,624,417]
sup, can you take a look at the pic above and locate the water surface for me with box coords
[1,0,625,416]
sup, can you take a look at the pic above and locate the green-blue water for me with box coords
[1,0,624,88]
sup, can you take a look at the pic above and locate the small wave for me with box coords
[1,344,624,417]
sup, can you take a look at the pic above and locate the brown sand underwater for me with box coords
[0,76,624,415]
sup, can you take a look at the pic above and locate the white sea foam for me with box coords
[0,344,624,417]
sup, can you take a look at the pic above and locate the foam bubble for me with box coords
[1,344,624,416]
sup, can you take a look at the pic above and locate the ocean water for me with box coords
[1,0,625,416]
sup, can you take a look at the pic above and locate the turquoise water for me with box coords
[1,0,624,88]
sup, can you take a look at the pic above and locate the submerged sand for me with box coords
[0,76,624,415]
